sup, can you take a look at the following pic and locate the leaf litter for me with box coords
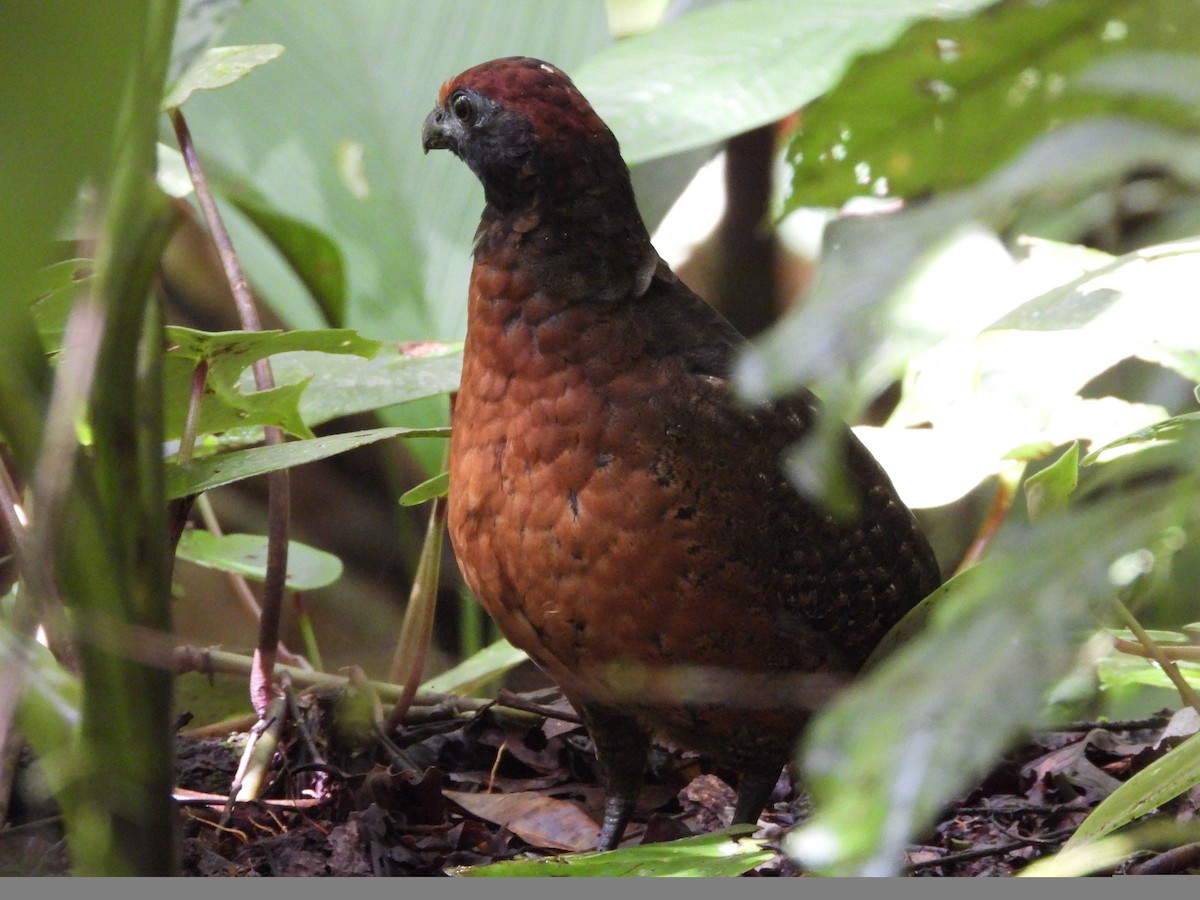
[4,685,1199,876]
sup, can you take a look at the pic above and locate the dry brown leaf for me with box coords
[444,789,600,852]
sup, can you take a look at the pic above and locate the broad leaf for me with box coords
[738,120,1200,508]
[785,0,1200,209]
[29,258,94,351]
[175,530,344,590]
[281,342,461,429]
[576,0,995,165]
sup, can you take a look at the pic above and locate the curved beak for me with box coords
[421,107,452,154]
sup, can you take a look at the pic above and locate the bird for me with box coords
[422,56,941,851]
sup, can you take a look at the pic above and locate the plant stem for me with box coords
[170,108,291,716]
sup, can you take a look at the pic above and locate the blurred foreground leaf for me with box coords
[1065,728,1200,850]
[787,448,1200,875]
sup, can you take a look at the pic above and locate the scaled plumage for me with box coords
[424,57,940,850]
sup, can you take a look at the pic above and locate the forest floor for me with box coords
[3,681,1198,877]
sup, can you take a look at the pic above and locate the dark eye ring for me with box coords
[451,93,475,123]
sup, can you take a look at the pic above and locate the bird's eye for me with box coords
[451,93,475,124]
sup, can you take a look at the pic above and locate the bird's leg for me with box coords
[732,764,783,828]
[579,703,651,851]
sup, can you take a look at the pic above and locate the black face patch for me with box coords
[446,90,539,209]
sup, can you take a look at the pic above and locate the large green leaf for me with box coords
[29,258,94,351]
[785,0,1200,209]
[576,0,995,165]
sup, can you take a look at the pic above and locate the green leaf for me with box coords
[166,425,448,498]
[222,188,347,327]
[161,43,285,110]
[1081,413,1200,466]
[183,343,459,446]
[1098,655,1200,692]
[399,471,449,507]
[283,342,461,428]
[419,639,529,696]
[576,0,995,166]
[163,326,380,442]
[12,632,82,800]
[1066,729,1200,848]
[1025,442,1080,520]
[1022,820,1200,877]
[175,530,344,590]
[454,826,773,877]
[784,0,1200,209]
[29,258,94,351]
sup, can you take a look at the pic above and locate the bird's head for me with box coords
[422,56,629,213]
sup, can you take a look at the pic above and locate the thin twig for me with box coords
[176,359,207,467]
[1125,841,1200,875]
[954,461,1024,575]
[170,108,291,715]
[904,828,1074,873]
[494,689,583,724]
[1113,637,1200,663]
[953,804,1083,816]
[1055,715,1172,732]
[1113,598,1200,716]
[193,494,308,669]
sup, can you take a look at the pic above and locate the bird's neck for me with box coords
[474,196,658,305]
